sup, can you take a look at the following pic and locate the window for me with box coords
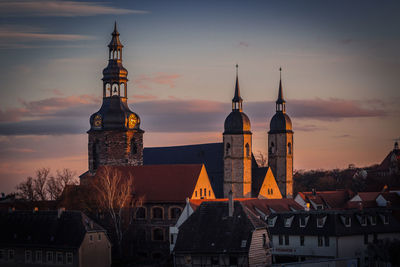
[66,252,73,264]
[25,250,32,263]
[263,234,267,246]
[98,234,102,241]
[324,236,330,247]
[288,142,292,154]
[361,216,367,226]
[364,234,368,244]
[383,214,389,224]
[35,251,42,263]
[229,256,238,265]
[136,207,146,219]
[344,217,351,227]
[317,217,325,228]
[89,234,93,242]
[56,252,63,264]
[300,217,306,227]
[152,228,164,241]
[300,235,305,246]
[271,189,273,194]
[46,251,53,263]
[279,235,283,245]
[209,190,211,197]
[241,240,247,248]
[152,207,163,219]
[284,235,289,245]
[200,188,203,197]
[8,250,14,261]
[226,143,231,155]
[318,236,323,247]
[245,143,250,157]
[268,188,270,195]
[269,142,275,154]
[170,207,182,219]
[204,188,207,197]
[371,216,377,225]
[195,191,197,197]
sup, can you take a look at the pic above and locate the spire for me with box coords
[276,67,286,113]
[232,64,243,111]
[108,21,123,50]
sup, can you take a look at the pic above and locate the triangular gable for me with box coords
[256,168,282,199]
[191,165,216,200]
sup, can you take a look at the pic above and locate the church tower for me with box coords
[223,65,252,198]
[268,68,293,198]
[88,23,144,173]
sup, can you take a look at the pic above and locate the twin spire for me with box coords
[231,65,286,113]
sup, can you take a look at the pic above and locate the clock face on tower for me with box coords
[128,114,138,129]
[93,114,102,128]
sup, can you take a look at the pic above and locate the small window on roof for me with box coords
[370,215,377,225]
[317,216,327,228]
[241,240,247,248]
[340,216,351,227]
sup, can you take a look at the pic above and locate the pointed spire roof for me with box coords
[108,21,123,49]
[232,64,243,103]
[276,67,285,104]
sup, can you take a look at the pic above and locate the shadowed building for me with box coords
[0,210,111,267]
[268,69,294,198]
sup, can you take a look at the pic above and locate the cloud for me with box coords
[0,95,392,136]
[333,134,351,138]
[131,94,159,102]
[0,31,94,41]
[134,73,181,90]
[0,1,148,17]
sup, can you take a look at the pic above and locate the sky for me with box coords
[0,0,399,193]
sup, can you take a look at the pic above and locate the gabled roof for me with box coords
[84,164,205,202]
[143,143,259,198]
[252,167,269,197]
[0,210,104,248]
[174,201,267,254]
[298,190,355,209]
[267,209,400,237]
[379,147,400,170]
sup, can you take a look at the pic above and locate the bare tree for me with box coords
[255,151,268,167]
[33,168,50,201]
[91,166,140,257]
[47,169,78,200]
[16,176,35,201]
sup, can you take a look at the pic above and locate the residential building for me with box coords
[0,210,111,267]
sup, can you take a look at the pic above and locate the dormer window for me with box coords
[284,216,294,228]
[299,216,309,228]
[340,216,351,227]
[267,216,277,227]
[360,215,367,226]
[380,214,389,224]
[317,216,327,228]
[369,215,377,225]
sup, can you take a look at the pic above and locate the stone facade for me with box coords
[268,132,293,198]
[88,130,143,173]
[223,133,252,198]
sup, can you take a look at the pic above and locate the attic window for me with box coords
[358,215,367,226]
[369,215,377,225]
[380,214,389,224]
[267,216,277,227]
[241,240,247,248]
[340,216,351,227]
[299,216,309,228]
[284,216,294,228]
[317,216,327,228]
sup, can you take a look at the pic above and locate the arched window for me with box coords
[226,143,231,156]
[112,84,119,95]
[169,207,182,219]
[270,142,275,154]
[245,143,250,157]
[120,83,125,97]
[268,189,270,195]
[288,142,292,154]
[200,188,203,197]
[135,207,146,219]
[131,138,137,155]
[105,83,111,97]
[152,207,163,219]
[152,228,164,241]
[271,189,273,194]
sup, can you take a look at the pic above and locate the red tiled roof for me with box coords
[299,190,355,209]
[357,192,380,202]
[85,164,204,202]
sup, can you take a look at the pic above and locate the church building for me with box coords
[81,23,294,200]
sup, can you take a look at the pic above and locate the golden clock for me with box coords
[94,114,102,127]
[128,114,138,129]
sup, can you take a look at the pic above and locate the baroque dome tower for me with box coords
[223,65,252,198]
[268,68,293,198]
[88,23,144,173]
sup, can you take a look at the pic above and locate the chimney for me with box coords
[33,207,38,213]
[228,190,234,217]
[57,207,65,219]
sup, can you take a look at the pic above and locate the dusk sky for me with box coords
[0,0,399,193]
